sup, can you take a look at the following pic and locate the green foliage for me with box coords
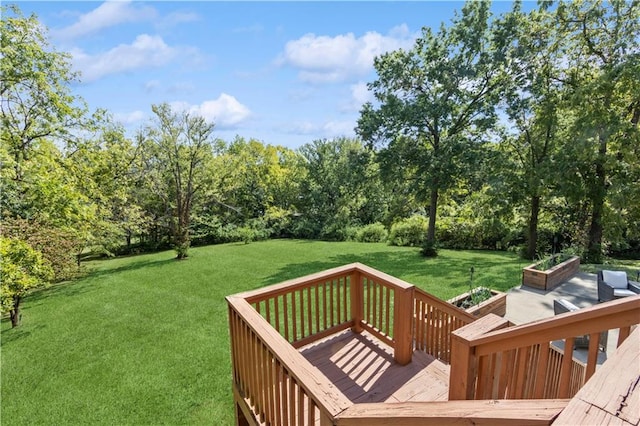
[296,138,386,240]
[355,223,388,243]
[1,217,82,282]
[388,215,429,247]
[1,2,639,266]
[0,237,53,327]
[140,103,216,260]
[358,1,509,244]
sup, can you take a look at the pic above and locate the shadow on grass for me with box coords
[0,322,45,343]
[86,257,177,278]
[26,257,177,306]
[262,248,524,294]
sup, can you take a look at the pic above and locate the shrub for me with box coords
[355,223,388,243]
[1,217,82,281]
[388,215,428,247]
[0,237,54,327]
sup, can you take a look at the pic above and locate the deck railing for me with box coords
[228,296,351,425]
[227,263,637,425]
[413,288,476,363]
[227,263,475,424]
[449,295,640,401]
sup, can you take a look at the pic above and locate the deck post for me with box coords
[449,314,510,400]
[393,286,415,365]
[350,270,363,333]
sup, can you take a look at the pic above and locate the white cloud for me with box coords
[71,34,195,82]
[156,11,200,29]
[52,1,157,40]
[280,121,319,135]
[114,110,146,125]
[171,94,251,129]
[341,81,374,112]
[322,121,355,137]
[278,119,355,138]
[277,24,416,83]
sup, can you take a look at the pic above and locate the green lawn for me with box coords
[1,240,529,425]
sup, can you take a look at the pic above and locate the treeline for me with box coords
[2,2,639,325]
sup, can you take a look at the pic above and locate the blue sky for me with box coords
[17,1,527,149]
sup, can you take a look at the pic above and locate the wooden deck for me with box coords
[228,264,640,425]
[299,329,450,404]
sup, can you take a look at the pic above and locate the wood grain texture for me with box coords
[335,399,568,426]
[299,329,450,405]
[553,327,640,425]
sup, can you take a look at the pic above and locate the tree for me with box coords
[357,1,510,252]
[497,4,565,259]
[205,137,304,238]
[297,138,385,240]
[64,123,148,257]
[0,237,53,327]
[141,104,215,259]
[1,4,103,272]
[552,0,640,262]
[1,5,89,187]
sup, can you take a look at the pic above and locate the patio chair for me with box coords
[597,270,640,302]
[553,299,608,351]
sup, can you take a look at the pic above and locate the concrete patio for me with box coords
[505,271,600,325]
[504,271,617,364]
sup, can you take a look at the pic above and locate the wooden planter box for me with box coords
[522,255,580,291]
[448,288,507,317]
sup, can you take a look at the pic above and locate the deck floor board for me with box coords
[298,330,450,404]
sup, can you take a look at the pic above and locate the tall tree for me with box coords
[497,4,565,259]
[1,5,89,188]
[297,138,385,240]
[552,0,640,262]
[357,1,510,251]
[141,104,215,259]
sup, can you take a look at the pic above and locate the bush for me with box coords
[388,215,428,247]
[355,223,388,243]
[1,217,82,282]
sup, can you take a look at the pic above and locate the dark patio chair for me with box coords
[597,270,640,302]
[553,299,608,351]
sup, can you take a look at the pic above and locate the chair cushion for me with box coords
[557,299,579,312]
[613,288,637,297]
[603,270,628,289]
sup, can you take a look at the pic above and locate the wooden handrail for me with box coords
[228,296,352,421]
[466,296,639,355]
[353,263,414,291]
[413,288,477,364]
[334,399,569,425]
[415,288,476,323]
[449,296,640,401]
[236,263,360,303]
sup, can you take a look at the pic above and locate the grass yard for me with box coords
[1,240,529,425]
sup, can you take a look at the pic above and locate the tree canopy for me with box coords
[2,0,639,307]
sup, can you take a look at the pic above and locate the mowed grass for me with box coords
[1,240,528,425]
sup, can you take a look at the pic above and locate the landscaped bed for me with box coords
[448,287,507,317]
[522,254,580,291]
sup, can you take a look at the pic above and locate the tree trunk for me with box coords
[586,131,607,263]
[527,195,541,260]
[427,188,438,243]
[10,297,21,328]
